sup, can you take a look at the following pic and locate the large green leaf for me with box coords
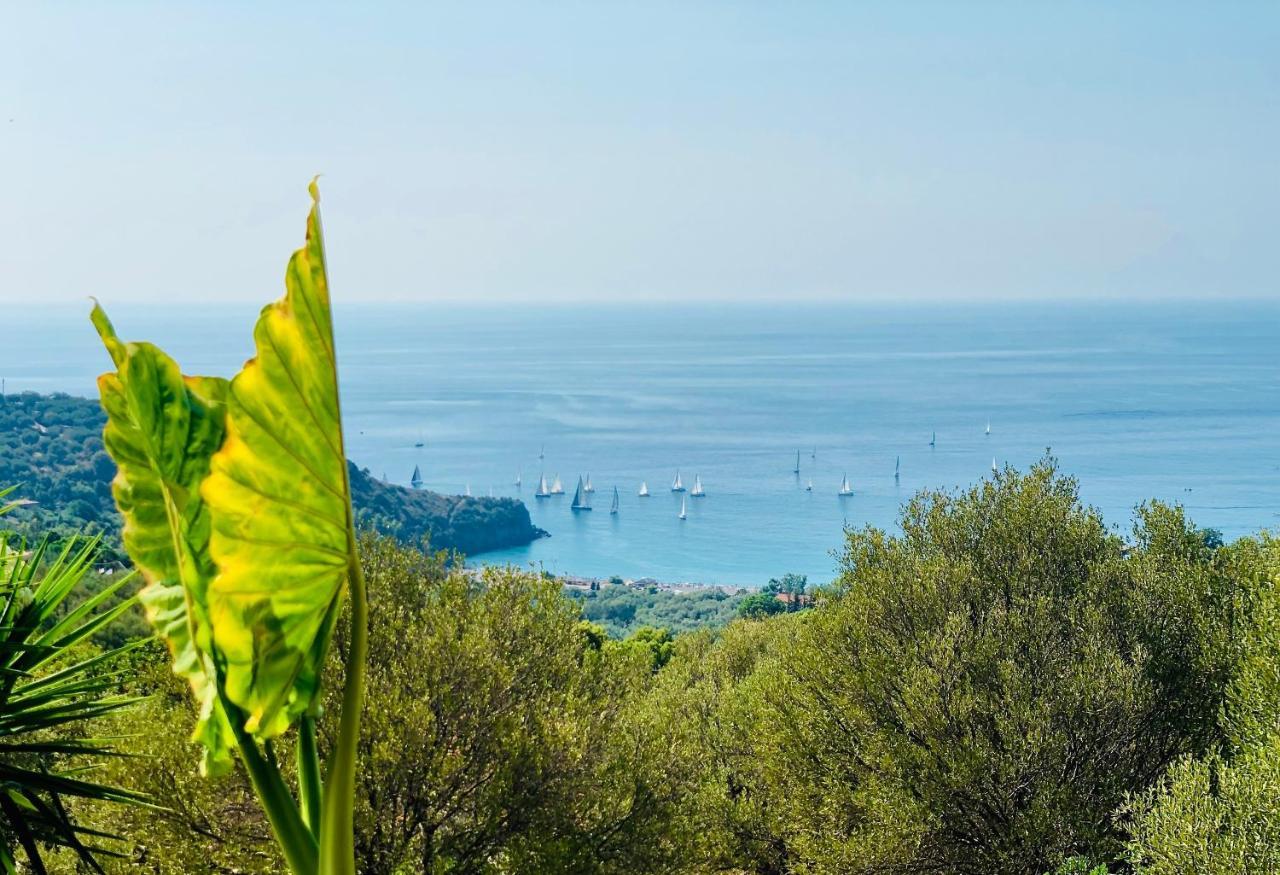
[91,306,235,775]
[202,180,355,740]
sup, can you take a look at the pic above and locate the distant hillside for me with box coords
[348,462,545,556]
[565,582,747,638]
[0,392,545,557]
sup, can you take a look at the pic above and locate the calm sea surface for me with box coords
[5,302,1278,586]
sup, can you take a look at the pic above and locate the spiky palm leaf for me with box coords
[0,488,149,873]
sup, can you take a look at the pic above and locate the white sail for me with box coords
[805,478,813,492]
[551,474,564,494]
[639,481,650,497]
[985,421,991,435]
[610,487,619,514]
[465,483,471,497]
[584,474,594,493]
[671,470,685,492]
[678,496,687,520]
[571,476,591,511]
[839,473,853,496]
[691,475,705,497]
[992,457,998,473]
[536,473,550,498]
[930,431,936,447]
[515,470,522,488]
[794,450,801,474]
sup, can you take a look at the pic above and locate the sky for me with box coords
[3,2,1277,306]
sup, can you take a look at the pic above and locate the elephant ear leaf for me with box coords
[91,303,235,776]
[202,180,355,740]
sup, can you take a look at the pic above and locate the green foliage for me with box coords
[567,584,744,637]
[0,392,124,558]
[51,641,284,874]
[736,591,786,619]
[642,617,804,872]
[0,391,539,560]
[1126,743,1280,874]
[77,534,700,874]
[654,460,1245,875]
[1125,533,1280,874]
[93,183,365,875]
[349,464,543,555]
[92,304,235,777]
[323,537,608,872]
[1049,860,1111,875]
[612,625,676,672]
[198,221,356,745]
[0,489,148,872]
[762,572,807,596]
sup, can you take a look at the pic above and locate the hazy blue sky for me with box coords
[4,2,1277,305]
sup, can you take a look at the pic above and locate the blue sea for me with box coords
[5,301,1279,586]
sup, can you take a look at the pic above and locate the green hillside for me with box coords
[0,391,544,558]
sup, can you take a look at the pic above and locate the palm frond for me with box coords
[0,487,147,870]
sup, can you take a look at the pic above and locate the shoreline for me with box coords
[466,563,751,594]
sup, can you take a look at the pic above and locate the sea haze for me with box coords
[5,301,1278,586]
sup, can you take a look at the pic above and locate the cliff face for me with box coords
[0,393,545,558]
[348,463,547,555]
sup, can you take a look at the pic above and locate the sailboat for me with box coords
[671,470,686,493]
[812,447,817,460]
[515,470,522,489]
[985,421,991,436]
[805,478,813,492]
[691,475,705,497]
[536,473,551,499]
[539,444,545,461]
[992,457,998,473]
[465,483,472,497]
[678,496,687,520]
[638,481,650,497]
[839,473,854,496]
[550,474,564,495]
[793,450,801,474]
[583,474,594,493]
[895,455,901,481]
[410,465,424,489]
[929,431,936,448]
[610,486,620,515]
[414,431,424,448]
[571,476,592,512]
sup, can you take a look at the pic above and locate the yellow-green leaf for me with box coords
[92,304,235,776]
[202,180,355,740]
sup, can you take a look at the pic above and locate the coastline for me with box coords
[467,563,750,594]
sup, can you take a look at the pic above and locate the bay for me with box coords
[4,300,1277,586]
